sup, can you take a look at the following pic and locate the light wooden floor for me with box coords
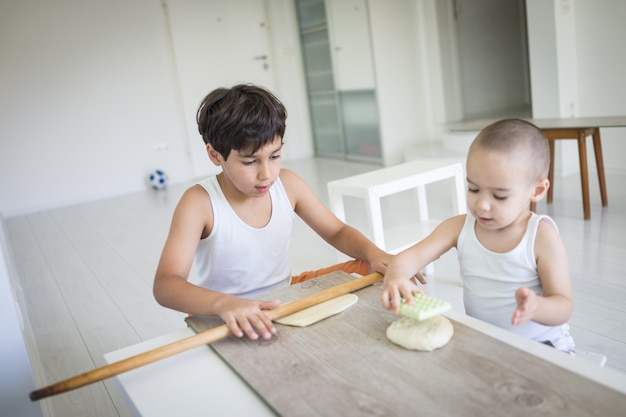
[7,157,626,417]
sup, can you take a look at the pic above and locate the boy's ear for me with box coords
[206,144,222,166]
[530,178,550,202]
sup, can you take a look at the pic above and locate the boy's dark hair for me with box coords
[470,118,550,180]
[196,84,287,159]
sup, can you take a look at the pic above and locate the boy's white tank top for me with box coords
[192,175,294,298]
[458,211,575,351]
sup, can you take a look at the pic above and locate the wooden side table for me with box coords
[327,160,466,274]
[530,126,607,220]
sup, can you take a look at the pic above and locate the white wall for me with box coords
[323,0,450,166]
[265,1,314,162]
[368,0,423,165]
[526,0,626,175]
[1,0,625,217]
[0,0,311,217]
[526,1,561,118]
[574,0,626,175]
[0,0,193,216]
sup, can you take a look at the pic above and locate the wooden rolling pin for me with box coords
[30,272,383,401]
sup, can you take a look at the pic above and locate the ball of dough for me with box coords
[386,315,454,351]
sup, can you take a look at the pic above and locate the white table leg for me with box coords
[416,185,428,221]
[366,190,385,249]
[453,168,467,215]
[328,187,347,222]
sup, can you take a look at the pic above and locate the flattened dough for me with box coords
[275,294,358,327]
[386,314,454,351]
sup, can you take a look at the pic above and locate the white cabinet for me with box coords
[326,0,376,91]
[295,0,382,163]
[295,0,426,166]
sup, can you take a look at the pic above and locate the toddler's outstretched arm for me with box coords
[381,215,463,314]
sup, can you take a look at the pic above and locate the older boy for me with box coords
[154,84,390,341]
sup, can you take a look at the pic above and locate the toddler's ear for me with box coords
[530,178,550,202]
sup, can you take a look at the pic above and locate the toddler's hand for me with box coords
[218,297,281,340]
[380,274,423,314]
[512,287,537,326]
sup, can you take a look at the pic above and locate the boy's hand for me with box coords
[368,252,393,275]
[218,297,281,340]
[511,287,537,326]
[380,274,423,314]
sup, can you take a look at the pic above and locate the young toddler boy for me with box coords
[381,119,575,351]
[154,84,390,341]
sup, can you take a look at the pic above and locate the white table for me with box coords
[104,328,276,417]
[327,160,466,273]
[105,311,626,417]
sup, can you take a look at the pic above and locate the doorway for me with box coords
[439,0,531,122]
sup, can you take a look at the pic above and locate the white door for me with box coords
[164,0,276,179]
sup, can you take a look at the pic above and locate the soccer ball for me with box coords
[148,169,168,190]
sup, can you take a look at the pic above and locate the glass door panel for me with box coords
[300,30,334,92]
[309,92,344,157]
[340,90,381,162]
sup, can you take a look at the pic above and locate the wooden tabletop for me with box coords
[447,115,626,132]
[187,271,626,416]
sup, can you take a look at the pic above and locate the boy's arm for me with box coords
[281,169,391,272]
[512,220,573,327]
[153,186,279,340]
[381,215,464,313]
